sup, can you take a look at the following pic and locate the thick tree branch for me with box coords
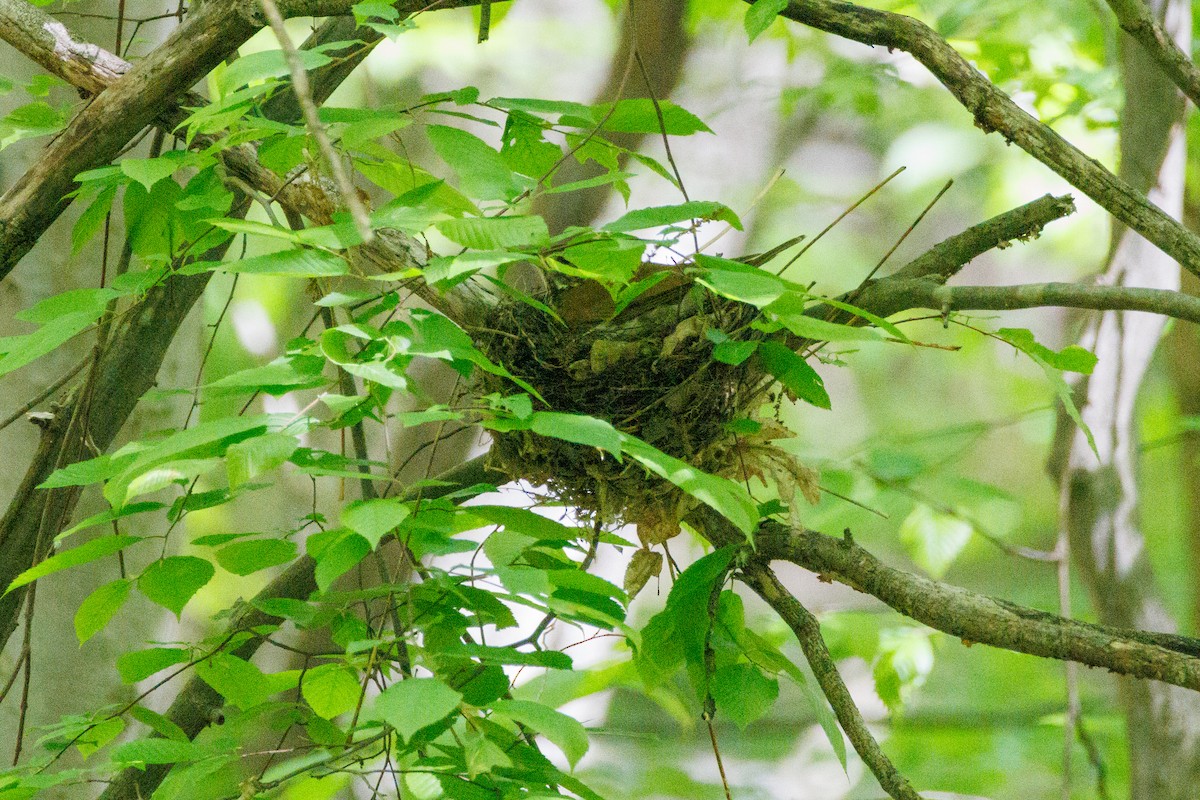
[0,0,492,282]
[691,507,1200,693]
[867,280,1200,325]
[0,0,256,279]
[97,456,490,800]
[770,0,1200,279]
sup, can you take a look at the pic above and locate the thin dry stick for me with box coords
[0,356,88,434]
[775,165,906,275]
[258,0,374,244]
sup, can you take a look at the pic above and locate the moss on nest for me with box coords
[472,280,767,524]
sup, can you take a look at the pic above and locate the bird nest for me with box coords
[472,279,768,530]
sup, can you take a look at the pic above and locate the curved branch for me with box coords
[690,507,1200,692]
[1104,0,1200,109]
[738,562,926,800]
[769,0,1200,278]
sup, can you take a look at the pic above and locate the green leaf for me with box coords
[995,328,1097,373]
[72,185,118,254]
[194,652,271,710]
[74,579,133,644]
[218,247,349,277]
[491,700,589,768]
[112,737,207,766]
[560,237,646,285]
[206,355,328,395]
[215,539,297,576]
[693,255,785,307]
[427,124,523,200]
[765,295,883,341]
[898,504,972,579]
[994,327,1098,455]
[597,99,711,135]
[76,716,124,759]
[745,0,788,42]
[637,548,735,689]
[217,47,333,95]
[373,677,462,742]
[301,663,362,719]
[604,201,740,234]
[711,663,779,728]
[309,529,371,591]
[712,339,758,365]
[620,436,758,536]
[117,647,190,684]
[54,501,164,543]
[226,432,299,489]
[6,535,141,594]
[531,412,623,458]
[129,706,189,742]
[137,556,215,617]
[103,415,272,507]
[121,153,186,190]
[757,341,831,410]
[341,498,411,548]
[435,215,549,250]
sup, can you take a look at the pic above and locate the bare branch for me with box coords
[258,0,374,242]
[738,562,926,800]
[691,507,1200,694]
[864,280,1200,325]
[770,1,1200,278]
[1103,0,1200,109]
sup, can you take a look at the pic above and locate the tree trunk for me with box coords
[1050,1,1200,796]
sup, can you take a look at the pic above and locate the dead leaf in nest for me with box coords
[635,505,681,546]
[624,548,663,598]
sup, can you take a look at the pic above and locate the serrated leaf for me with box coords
[309,530,371,591]
[129,706,189,742]
[711,663,779,728]
[219,247,349,277]
[597,99,711,135]
[435,215,549,250]
[341,498,411,548]
[491,700,589,768]
[75,578,132,644]
[137,556,214,617]
[427,124,523,200]
[6,535,141,594]
[121,155,184,190]
[301,663,362,719]
[373,678,462,742]
[604,201,740,234]
[112,737,207,766]
[620,436,758,536]
[76,716,124,759]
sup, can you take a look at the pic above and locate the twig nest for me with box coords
[473,281,763,524]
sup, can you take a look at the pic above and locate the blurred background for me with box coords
[2,0,1193,797]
